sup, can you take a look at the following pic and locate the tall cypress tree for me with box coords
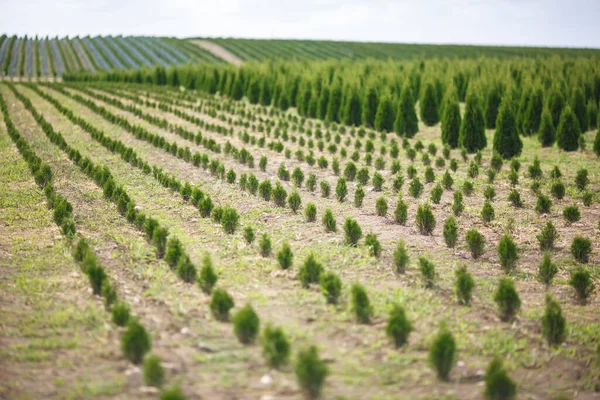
[441,90,461,149]
[522,87,544,135]
[547,89,565,128]
[374,96,395,133]
[343,87,362,127]
[572,89,589,132]
[259,77,272,106]
[307,93,318,118]
[556,106,581,151]
[278,87,290,111]
[459,90,487,153]
[362,86,379,128]
[420,82,439,126]
[588,100,598,130]
[247,78,261,104]
[317,86,330,120]
[326,83,343,123]
[394,84,419,138]
[493,97,522,159]
[485,84,503,129]
[538,107,556,147]
[516,88,531,134]
[296,81,312,116]
[230,72,244,100]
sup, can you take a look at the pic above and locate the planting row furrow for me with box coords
[49,39,65,75]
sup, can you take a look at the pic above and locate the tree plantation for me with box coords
[0,41,599,400]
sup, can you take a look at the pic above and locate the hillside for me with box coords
[2,34,600,77]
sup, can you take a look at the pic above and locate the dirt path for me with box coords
[191,40,243,66]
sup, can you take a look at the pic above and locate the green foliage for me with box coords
[288,191,302,213]
[319,272,342,304]
[73,238,90,263]
[320,180,330,198]
[354,185,365,207]
[262,325,291,369]
[198,254,218,294]
[143,355,165,388]
[563,205,581,223]
[372,172,384,191]
[416,203,436,235]
[393,240,410,274]
[443,216,458,248]
[455,265,475,305]
[429,325,456,381]
[541,295,566,346]
[394,84,419,137]
[575,168,589,190]
[535,193,552,214]
[498,234,519,273]
[375,196,388,216]
[556,106,581,151]
[442,170,454,189]
[350,283,373,323]
[305,202,317,222]
[277,242,294,270]
[537,221,558,251]
[176,255,197,283]
[420,82,440,126]
[221,206,240,234]
[538,252,558,287]
[165,238,184,269]
[493,97,522,159]
[481,200,495,223]
[408,177,424,198]
[494,278,521,321]
[569,267,594,302]
[483,357,517,400]
[243,225,255,244]
[121,319,151,364]
[466,228,486,259]
[233,304,260,344]
[508,189,523,208]
[259,233,272,257]
[419,256,436,288]
[364,232,382,257]
[430,183,443,204]
[459,90,487,153]
[452,191,464,216]
[272,182,287,207]
[570,236,592,263]
[299,253,324,288]
[344,218,362,245]
[550,181,565,199]
[335,177,348,202]
[386,303,413,347]
[159,386,186,400]
[111,301,130,327]
[87,262,107,295]
[538,108,556,147]
[322,208,336,232]
[295,346,329,399]
[210,288,235,321]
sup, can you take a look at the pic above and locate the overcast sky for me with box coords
[1,0,599,48]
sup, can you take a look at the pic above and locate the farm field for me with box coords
[0,53,600,400]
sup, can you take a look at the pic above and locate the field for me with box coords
[0,51,600,400]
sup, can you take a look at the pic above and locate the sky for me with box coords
[1,0,599,48]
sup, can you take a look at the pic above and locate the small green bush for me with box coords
[508,170,519,186]
[538,252,558,287]
[571,236,592,263]
[259,180,272,201]
[101,280,117,309]
[416,203,436,235]
[299,253,323,288]
[259,234,272,257]
[537,221,558,251]
[233,304,260,344]
[305,202,317,222]
[394,198,408,225]
[462,181,474,196]
[143,354,165,387]
[430,183,443,204]
[393,241,410,274]
[507,190,523,208]
[424,166,435,183]
[152,227,168,259]
[452,191,464,216]
[535,193,552,214]
[569,267,594,302]
[88,263,107,295]
[344,218,362,246]
[277,242,294,269]
[287,191,302,213]
[176,255,197,283]
[73,238,90,263]
[335,177,348,202]
[198,254,218,294]
[111,301,130,326]
[409,178,424,198]
[483,357,516,400]
[375,196,388,216]
[443,216,458,248]
[494,278,521,322]
[165,238,184,269]
[442,170,454,189]
[582,190,593,206]
[364,232,382,257]
[386,303,412,347]
[211,206,224,223]
[466,228,486,259]
[262,324,291,368]
[159,386,186,400]
[563,205,581,224]
[243,225,255,244]
[121,318,151,364]
[419,256,436,288]
[319,272,342,304]
[322,208,336,232]
[198,197,213,217]
[481,200,495,223]
[210,288,235,321]
[429,325,456,381]
[221,207,240,234]
[541,295,566,346]
[295,346,328,399]
[497,234,519,273]
[551,181,565,199]
[455,265,475,305]
[272,182,287,207]
[306,173,317,192]
[372,172,384,191]
[351,283,373,323]
[354,185,365,207]
[575,168,589,190]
